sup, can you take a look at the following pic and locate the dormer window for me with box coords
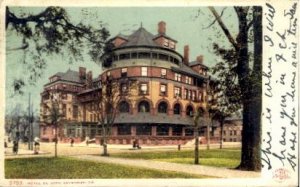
[169,41,175,49]
[163,39,169,47]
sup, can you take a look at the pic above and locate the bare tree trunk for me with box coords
[220,120,224,149]
[55,124,58,158]
[101,125,109,156]
[194,127,199,164]
[206,122,210,150]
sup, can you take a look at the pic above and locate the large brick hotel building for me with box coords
[39,21,224,145]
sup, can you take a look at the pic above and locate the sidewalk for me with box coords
[5,147,50,159]
[70,154,260,178]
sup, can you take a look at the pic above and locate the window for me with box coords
[152,53,158,59]
[175,73,181,81]
[141,67,148,76]
[90,114,93,122]
[120,83,128,95]
[158,101,168,113]
[186,105,194,117]
[188,90,192,100]
[174,58,179,65]
[184,89,188,99]
[230,131,233,136]
[163,39,169,47]
[192,91,196,101]
[121,68,127,77]
[157,125,169,136]
[160,84,167,96]
[174,87,181,98]
[198,92,203,102]
[185,77,188,84]
[173,103,181,115]
[223,130,226,135]
[138,52,151,59]
[169,41,175,49]
[185,129,194,136]
[119,53,130,60]
[138,101,150,113]
[94,114,97,122]
[172,126,182,136]
[73,105,78,119]
[185,77,192,84]
[119,101,130,113]
[158,54,168,61]
[131,52,137,59]
[234,130,237,135]
[136,125,152,135]
[139,83,148,95]
[161,69,167,78]
[117,125,131,135]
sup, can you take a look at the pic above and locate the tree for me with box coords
[93,75,137,156]
[193,110,201,165]
[44,92,64,158]
[208,6,262,171]
[6,7,109,94]
[5,104,30,142]
[193,109,208,164]
[209,48,242,149]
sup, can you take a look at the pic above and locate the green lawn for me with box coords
[5,157,209,179]
[111,148,240,168]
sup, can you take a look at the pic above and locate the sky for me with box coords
[5,7,238,114]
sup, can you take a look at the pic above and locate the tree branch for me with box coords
[204,8,226,29]
[208,6,239,50]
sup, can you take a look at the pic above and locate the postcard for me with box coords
[0,0,298,186]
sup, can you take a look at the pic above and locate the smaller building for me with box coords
[214,117,243,142]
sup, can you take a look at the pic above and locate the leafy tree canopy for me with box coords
[6,7,110,94]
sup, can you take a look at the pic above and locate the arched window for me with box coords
[119,101,130,113]
[173,103,181,115]
[158,101,168,113]
[186,105,194,117]
[138,101,150,113]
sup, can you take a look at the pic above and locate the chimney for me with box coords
[158,21,166,34]
[87,71,93,88]
[183,45,189,65]
[87,71,93,81]
[196,55,203,64]
[79,67,86,80]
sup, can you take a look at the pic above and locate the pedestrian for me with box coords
[34,137,40,154]
[132,139,137,149]
[85,136,89,146]
[12,141,18,154]
[70,138,74,147]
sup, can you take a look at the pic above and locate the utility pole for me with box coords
[30,103,34,150]
[27,93,34,150]
[28,93,31,150]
